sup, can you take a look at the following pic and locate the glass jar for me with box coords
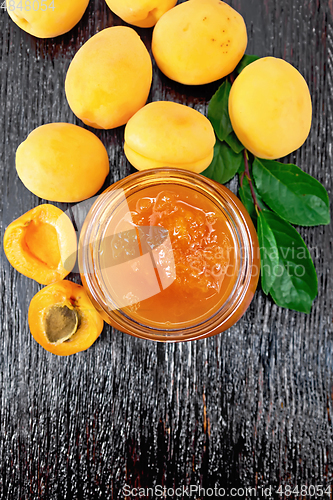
[79,168,260,341]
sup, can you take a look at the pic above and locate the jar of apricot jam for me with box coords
[79,168,260,341]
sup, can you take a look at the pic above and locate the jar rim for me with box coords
[79,168,258,341]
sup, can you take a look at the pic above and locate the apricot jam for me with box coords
[79,169,259,341]
[122,186,236,326]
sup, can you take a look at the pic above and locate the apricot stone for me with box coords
[16,123,109,202]
[3,204,77,285]
[65,26,152,129]
[124,101,216,173]
[6,0,89,38]
[105,0,177,28]
[152,0,247,85]
[228,57,312,159]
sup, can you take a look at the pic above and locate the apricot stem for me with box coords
[44,304,78,345]
[243,149,261,213]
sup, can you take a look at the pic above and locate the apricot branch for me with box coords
[243,149,261,214]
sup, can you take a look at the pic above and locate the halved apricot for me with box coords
[3,204,77,285]
[28,280,104,356]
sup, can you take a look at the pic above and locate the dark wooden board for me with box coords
[0,1,332,498]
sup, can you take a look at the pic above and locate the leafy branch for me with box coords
[240,149,261,215]
[202,54,330,313]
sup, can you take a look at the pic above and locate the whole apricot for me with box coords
[6,0,89,38]
[124,101,216,173]
[3,204,77,285]
[16,123,109,202]
[152,0,247,85]
[228,57,312,159]
[65,26,152,129]
[28,281,104,356]
[105,0,177,27]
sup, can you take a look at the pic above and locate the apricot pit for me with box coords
[44,304,79,345]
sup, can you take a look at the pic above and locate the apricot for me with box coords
[16,123,109,202]
[65,26,152,129]
[28,281,104,356]
[152,0,247,85]
[228,57,312,159]
[6,0,89,38]
[105,0,177,28]
[124,101,216,173]
[3,204,77,285]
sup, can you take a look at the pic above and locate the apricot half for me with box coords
[228,57,312,159]
[6,0,89,38]
[105,0,177,27]
[152,0,247,85]
[3,204,77,285]
[28,281,104,356]
[65,26,152,129]
[16,123,109,202]
[124,101,216,173]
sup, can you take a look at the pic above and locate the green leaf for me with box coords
[202,140,244,184]
[252,158,330,226]
[257,211,280,294]
[235,54,260,74]
[238,173,268,222]
[225,131,244,154]
[260,210,318,313]
[208,81,233,142]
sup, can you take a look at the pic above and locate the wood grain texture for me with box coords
[0,1,332,498]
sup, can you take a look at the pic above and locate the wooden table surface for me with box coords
[1,1,332,498]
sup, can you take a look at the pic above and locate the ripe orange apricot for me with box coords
[105,0,177,27]
[152,0,247,85]
[3,204,77,285]
[6,0,89,38]
[16,123,109,202]
[28,281,104,356]
[228,57,312,159]
[65,26,152,129]
[124,101,216,172]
